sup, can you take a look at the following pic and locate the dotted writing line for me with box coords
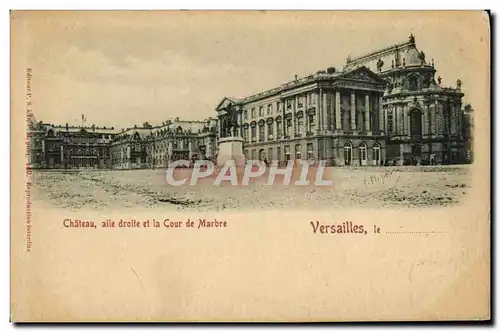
[385,231,447,235]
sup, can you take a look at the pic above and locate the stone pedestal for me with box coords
[217,137,246,167]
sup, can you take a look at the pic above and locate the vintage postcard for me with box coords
[11,11,490,322]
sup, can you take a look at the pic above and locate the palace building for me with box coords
[28,34,472,169]
[215,34,471,166]
[28,117,218,169]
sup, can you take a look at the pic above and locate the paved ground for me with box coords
[30,165,472,212]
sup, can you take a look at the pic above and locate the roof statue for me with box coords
[376,58,384,72]
[418,51,426,65]
[409,33,415,44]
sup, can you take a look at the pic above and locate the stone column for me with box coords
[431,103,436,135]
[256,122,260,143]
[435,100,441,135]
[335,90,341,130]
[305,109,309,134]
[400,105,404,135]
[264,120,268,142]
[422,105,428,136]
[405,106,409,135]
[316,91,321,134]
[384,106,389,135]
[218,118,222,139]
[392,106,397,134]
[322,89,328,131]
[378,96,384,134]
[365,94,371,134]
[427,103,432,137]
[451,103,457,135]
[60,145,64,167]
[350,90,356,131]
[188,141,193,159]
[238,112,243,137]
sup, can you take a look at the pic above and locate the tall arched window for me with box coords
[372,143,381,165]
[408,75,419,91]
[343,142,352,166]
[410,108,423,139]
[359,143,367,166]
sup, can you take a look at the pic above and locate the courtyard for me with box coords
[30,165,472,212]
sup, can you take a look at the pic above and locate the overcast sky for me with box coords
[16,11,489,129]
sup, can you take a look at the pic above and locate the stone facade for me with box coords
[27,34,472,169]
[28,118,218,169]
[27,122,117,169]
[215,34,471,166]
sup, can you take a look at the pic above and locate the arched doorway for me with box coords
[343,142,352,166]
[359,143,367,166]
[372,143,381,166]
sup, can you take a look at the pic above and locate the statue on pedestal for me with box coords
[221,103,239,138]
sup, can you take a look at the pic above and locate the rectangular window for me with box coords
[286,119,292,136]
[307,143,314,159]
[259,106,264,117]
[267,104,272,115]
[298,96,304,108]
[251,126,256,141]
[243,127,248,142]
[244,110,248,120]
[268,122,274,138]
[308,114,315,132]
[295,144,301,160]
[286,100,292,109]
[276,121,282,138]
[297,117,304,135]
[251,108,256,118]
[259,124,265,141]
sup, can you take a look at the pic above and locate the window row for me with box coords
[242,93,318,121]
[242,115,317,142]
[343,142,381,165]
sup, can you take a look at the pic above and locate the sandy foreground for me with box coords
[29,165,472,212]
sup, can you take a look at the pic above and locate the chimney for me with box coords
[294,74,298,81]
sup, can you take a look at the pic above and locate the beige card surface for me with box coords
[11,10,490,322]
